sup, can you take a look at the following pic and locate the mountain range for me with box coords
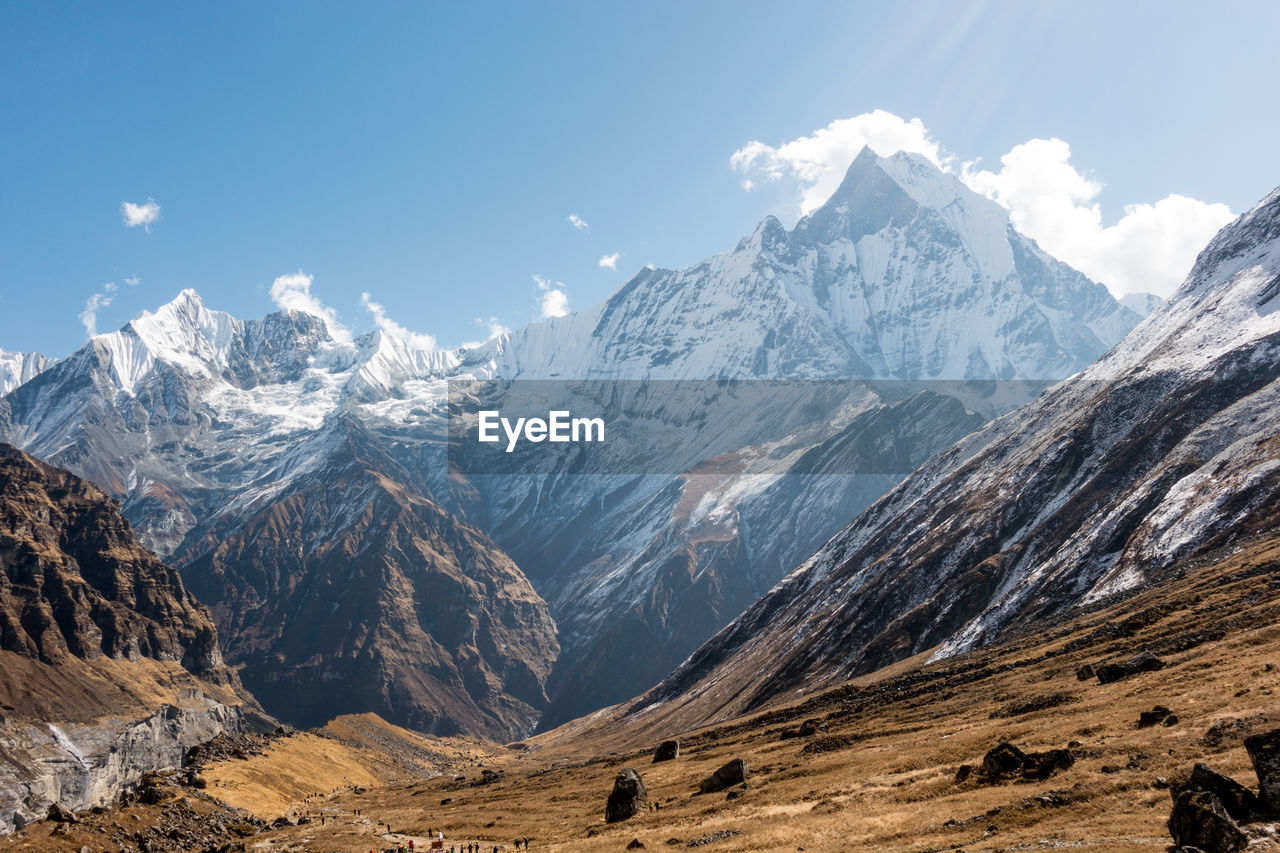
[627,182,1280,729]
[0,148,1153,736]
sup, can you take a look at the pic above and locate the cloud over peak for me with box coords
[269,271,352,343]
[731,111,1233,297]
[359,292,438,350]
[533,274,569,319]
[598,252,620,271]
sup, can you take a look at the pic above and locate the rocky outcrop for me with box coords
[605,768,648,823]
[1244,729,1280,814]
[1166,729,1280,852]
[0,691,242,833]
[968,743,1074,784]
[0,444,227,677]
[1095,650,1166,684]
[0,445,247,834]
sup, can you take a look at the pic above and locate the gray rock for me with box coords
[652,740,679,763]
[1181,763,1260,822]
[605,768,648,823]
[1096,650,1166,684]
[699,758,748,794]
[1168,789,1247,852]
[1244,728,1280,815]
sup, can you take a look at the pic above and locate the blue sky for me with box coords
[2,0,1277,357]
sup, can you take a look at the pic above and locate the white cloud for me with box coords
[121,199,161,231]
[961,139,1235,297]
[533,274,569,319]
[359,292,438,350]
[731,111,1234,298]
[598,252,620,271]
[124,275,141,287]
[567,214,590,230]
[269,271,352,343]
[731,110,948,214]
[79,282,119,337]
[460,316,512,350]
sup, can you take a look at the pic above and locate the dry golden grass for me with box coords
[8,535,1280,852]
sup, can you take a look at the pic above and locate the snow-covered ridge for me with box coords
[632,180,1280,727]
[0,349,51,396]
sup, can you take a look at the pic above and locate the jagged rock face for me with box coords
[0,443,224,677]
[0,150,1146,733]
[0,444,248,834]
[0,692,242,834]
[634,184,1280,727]
[176,425,558,738]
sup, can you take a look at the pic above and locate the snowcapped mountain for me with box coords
[479,148,1141,382]
[629,182,1280,729]
[0,148,1148,734]
[0,349,50,396]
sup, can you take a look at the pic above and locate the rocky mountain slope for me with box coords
[176,418,559,736]
[631,182,1280,728]
[0,149,1146,734]
[0,443,249,832]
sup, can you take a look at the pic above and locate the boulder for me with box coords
[46,803,77,823]
[626,839,645,850]
[979,743,1073,783]
[699,758,748,794]
[1181,763,1261,822]
[653,740,679,763]
[1244,728,1280,815]
[1139,706,1174,728]
[1096,650,1166,684]
[1075,663,1095,681]
[1021,749,1074,780]
[605,768,648,823]
[981,743,1027,779]
[1168,789,1247,853]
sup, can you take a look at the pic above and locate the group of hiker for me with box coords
[379,836,531,852]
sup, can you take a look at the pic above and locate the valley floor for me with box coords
[9,535,1280,852]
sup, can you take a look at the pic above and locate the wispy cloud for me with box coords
[121,198,161,231]
[732,110,1234,297]
[79,276,142,337]
[79,282,119,337]
[269,271,352,343]
[460,316,512,349]
[598,252,620,271]
[359,292,438,349]
[567,214,589,231]
[533,274,569,319]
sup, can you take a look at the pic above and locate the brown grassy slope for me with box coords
[312,532,1280,852]
[10,532,1280,852]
